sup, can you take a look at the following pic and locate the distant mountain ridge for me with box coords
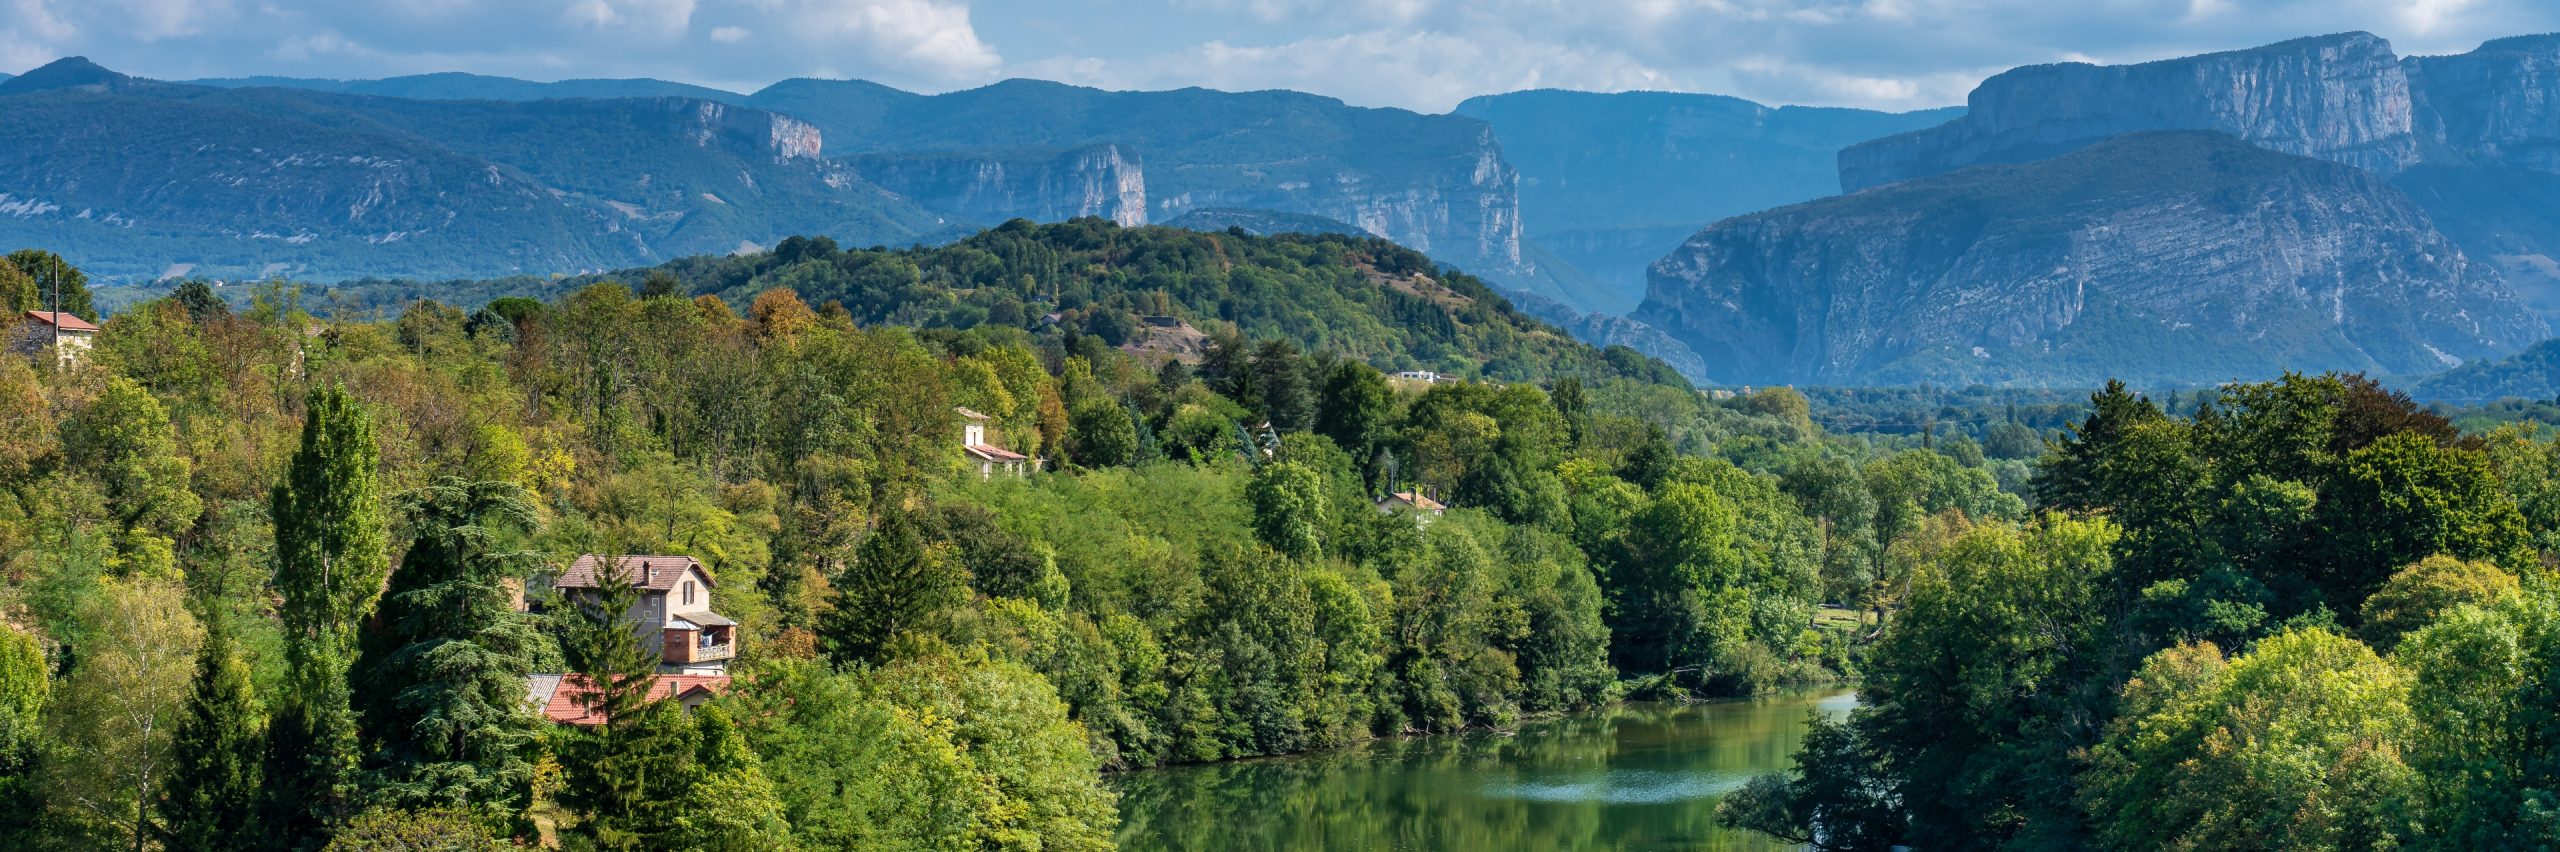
[1636,132,2546,386]
[1836,31,2560,329]
[0,58,936,281]
[1455,89,1959,313]
[2,60,1540,291]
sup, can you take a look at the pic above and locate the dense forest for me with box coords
[0,230,2044,850]
[1722,374,2560,849]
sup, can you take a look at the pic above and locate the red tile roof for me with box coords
[531,674,731,726]
[1382,491,1446,512]
[22,311,96,333]
[556,554,714,591]
[966,443,1028,462]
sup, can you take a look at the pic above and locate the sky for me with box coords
[6,0,2560,113]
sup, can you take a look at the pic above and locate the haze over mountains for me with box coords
[1628,31,2560,388]
[13,31,2560,389]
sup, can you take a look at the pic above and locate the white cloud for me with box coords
[562,0,697,36]
[12,0,2560,112]
[1025,27,1669,111]
[766,0,999,80]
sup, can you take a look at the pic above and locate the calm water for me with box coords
[1113,689,1858,852]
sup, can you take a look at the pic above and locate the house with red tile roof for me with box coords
[1376,490,1446,521]
[554,554,734,675]
[13,311,97,364]
[957,406,1035,478]
[524,673,730,727]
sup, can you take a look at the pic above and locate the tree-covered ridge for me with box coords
[0,246,2059,848]
[267,220,1692,388]
[1724,373,2560,850]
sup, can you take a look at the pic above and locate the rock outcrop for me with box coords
[1638,132,2545,386]
[851,144,1148,228]
[1840,33,2422,192]
[1458,89,1960,313]
[769,79,1533,281]
[2407,34,2560,174]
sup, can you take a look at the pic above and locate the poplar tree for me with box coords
[156,617,264,851]
[273,383,391,650]
[264,383,386,850]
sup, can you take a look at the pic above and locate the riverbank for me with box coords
[1114,688,1857,851]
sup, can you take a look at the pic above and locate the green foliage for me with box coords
[323,806,510,852]
[350,478,544,822]
[62,375,201,573]
[1714,715,1903,851]
[822,506,967,664]
[5,249,93,319]
[43,577,204,850]
[273,383,390,651]
[1066,398,1138,469]
[556,569,692,851]
[1247,461,1328,560]
[156,619,266,851]
[2395,588,2560,848]
[2081,630,2419,851]
[2358,555,2520,651]
[733,656,1113,852]
[1855,515,2118,848]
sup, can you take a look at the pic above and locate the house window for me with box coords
[683,581,695,607]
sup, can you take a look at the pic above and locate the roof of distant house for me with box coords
[967,443,1028,462]
[528,673,731,726]
[1381,491,1446,511]
[954,406,990,421]
[22,311,96,333]
[556,554,714,591]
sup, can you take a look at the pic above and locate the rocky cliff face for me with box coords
[1640,132,2545,386]
[2408,34,2560,174]
[0,59,944,281]
[1842,33,2422,191]
[772,79,1533,281]
[851,144,1148,228]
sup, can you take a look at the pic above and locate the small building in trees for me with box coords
[12,310,96,364]
[553,554,735,675]
[957,406,1033,477]
[1376,490,1446,519]
[525,673,730,726]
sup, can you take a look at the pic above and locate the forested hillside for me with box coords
[260,220,1686,387]
[1724,374,2560,849]
[0,239,2044,848]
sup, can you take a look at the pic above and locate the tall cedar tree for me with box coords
[265,383,386,850]
[156,617,264,851]
[821,506,964,664]
[352,478,545,824]
[557,568,696,851]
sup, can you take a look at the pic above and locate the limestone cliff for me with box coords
[1639,132,2544,386]
[1841,33,2421,192]
[851,144,1148,228]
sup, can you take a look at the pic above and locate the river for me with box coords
[1113,688,1858,851]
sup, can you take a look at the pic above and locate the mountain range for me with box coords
[18,33,2560,390]
[1627,32,2560,387]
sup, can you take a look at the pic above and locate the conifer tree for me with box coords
[352,477,544,824]
[156,616,264,851]
[821,507,963,664]
[557,568,695,851]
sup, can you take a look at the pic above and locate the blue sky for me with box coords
[7,0,2560,112]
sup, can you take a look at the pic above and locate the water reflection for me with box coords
[1115,689,1857,851]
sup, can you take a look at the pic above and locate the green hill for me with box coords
[284,219,1689,387]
